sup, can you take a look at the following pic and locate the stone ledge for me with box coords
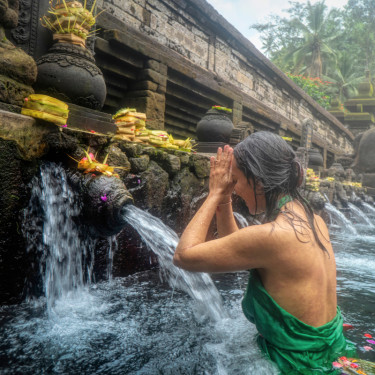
[0,110,57,160]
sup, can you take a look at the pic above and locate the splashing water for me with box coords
[363,202,375,216]
[23,163,95,316]
[324,201,358,235]
[2,163,374,374]
[348,203,375,227]
[122,205,227,322]
[106,236,118,281]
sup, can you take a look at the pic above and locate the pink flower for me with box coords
[364,346,373,351]
[100,194,107,202]
[332,362,343,368]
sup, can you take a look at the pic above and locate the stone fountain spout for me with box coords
[81,175,133,237]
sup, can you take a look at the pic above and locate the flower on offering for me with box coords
[343,323,354,330]
[333,357,375,375]
[69,147,129,178]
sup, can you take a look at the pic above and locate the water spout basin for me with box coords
[82,175,133,237]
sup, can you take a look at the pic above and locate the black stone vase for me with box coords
[35,42,107,110]
[308,148,324,168]
[196,108,234,143]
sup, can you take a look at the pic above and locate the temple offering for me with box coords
[21,94,69,125]
[40,0,102,47]
[112,107,195,151]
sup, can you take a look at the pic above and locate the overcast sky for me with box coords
[206,0,349,52]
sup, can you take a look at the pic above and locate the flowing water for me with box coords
[324,201,358,235]
[348,203,375,228]
[0,166,375,374]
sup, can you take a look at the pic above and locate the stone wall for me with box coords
[95,0,354,162]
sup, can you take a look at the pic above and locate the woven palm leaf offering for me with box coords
[40,0,103,47]
[69,147,129,178]
[112,108,147,142]
[21,94,69,126]
[111,107,196,151]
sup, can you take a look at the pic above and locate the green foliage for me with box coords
[286,73,331,109]
[252,1,342,77]
[252,0,375,104]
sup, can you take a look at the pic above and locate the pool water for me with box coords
[1,166,375,374]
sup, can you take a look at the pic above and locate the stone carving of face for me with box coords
[0,0,19,29]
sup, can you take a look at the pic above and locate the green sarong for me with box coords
[242,270,356,374]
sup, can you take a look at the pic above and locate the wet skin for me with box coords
[174,145,337,327]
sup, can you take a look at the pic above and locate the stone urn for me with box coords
[35,42,106,110]
[196,107,234,143]
[308,148,324,168]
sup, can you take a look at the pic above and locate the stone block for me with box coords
[0,75,34,106]
[178,153,190,166]
[129,155,150,173]
[118,142,142,157]
[363,173,375,189]
[162,154,181,175]
[0,110,55,160]
[189,153,210,179]
[138,69,167,85]
[125,91,165,130]
[106,144,131,178]
[139,161,170,212]
[0,43,37,85]
[145,60,168,76]
[127,89,154,98]
[130,81,158,92]
[156,83,167,94]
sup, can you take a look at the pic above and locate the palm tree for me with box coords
[323,52,364,102]
[282,1,342,78]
